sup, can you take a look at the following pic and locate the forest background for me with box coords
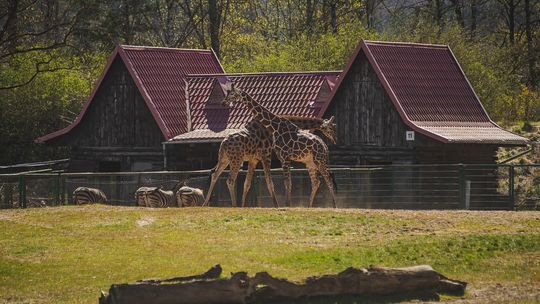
[1,0,539,165]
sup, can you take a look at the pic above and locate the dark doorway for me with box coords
[99,161,121,172]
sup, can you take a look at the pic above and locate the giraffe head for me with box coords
[320,116,337,144]
[222,82,246,107]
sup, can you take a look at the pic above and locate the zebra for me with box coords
[135,187,158,207]
[176,184,205,207]
[73,187,107,205]
[136,187,176,208]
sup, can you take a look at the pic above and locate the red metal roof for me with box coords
[320,40,528,145]
[179,72,340,139]
[170,129,241,143]
[37,45,224,143]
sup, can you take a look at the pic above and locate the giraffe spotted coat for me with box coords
[219,85,337,208]
[204,116,336,207]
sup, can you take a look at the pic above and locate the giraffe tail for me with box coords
[330,171,338,193]
[207,166,216,189]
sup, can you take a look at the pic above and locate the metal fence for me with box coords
[0,164,538,210]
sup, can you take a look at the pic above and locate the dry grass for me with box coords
[0,205,539,303]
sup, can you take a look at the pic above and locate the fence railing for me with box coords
[0,164,538,210]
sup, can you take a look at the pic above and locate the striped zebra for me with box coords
[136,187,176,208]
[73,187,107,205]
[176,185,205,207]
[135,187,158,207]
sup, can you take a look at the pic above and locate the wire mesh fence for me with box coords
[0,164,538,210]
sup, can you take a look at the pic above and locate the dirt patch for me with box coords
[136,217,155,227]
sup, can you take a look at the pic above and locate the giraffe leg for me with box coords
[241,160,257,208]
[282,162,292,207]
[306,163,320,208]
[262,159,279,208]
[318,161,337,208]
[203,158,229,207]
[227,161,242,207]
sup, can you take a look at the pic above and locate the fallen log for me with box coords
[99,264,466,304]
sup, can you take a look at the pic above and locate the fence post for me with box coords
[18,175,26,208]
[458,164,466,209]
[54,172,61,206]
[508,165,515,210]
[60,174,66,205]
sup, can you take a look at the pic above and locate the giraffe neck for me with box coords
[282,116,324,130]
[241,93,292,135]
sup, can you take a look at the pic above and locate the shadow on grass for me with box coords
[255,290,440,304]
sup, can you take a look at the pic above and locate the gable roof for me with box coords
[170,71,340,142]
[320,40,528,145]
[37,45,224,143]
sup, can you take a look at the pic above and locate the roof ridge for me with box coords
[364,40,448,48]
[186,71,342,77]
[119,44,214,53]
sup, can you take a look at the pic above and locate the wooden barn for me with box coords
[37,40,528,173]
[36,45,224,172]
[321,40,529,165]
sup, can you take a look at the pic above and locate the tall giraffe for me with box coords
[221,84,337,208]
[203,116,336,208]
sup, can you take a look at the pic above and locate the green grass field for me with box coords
[0,205,539,303]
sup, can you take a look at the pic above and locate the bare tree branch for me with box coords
[0,59,79,90]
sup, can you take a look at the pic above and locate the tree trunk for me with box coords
[4,0,18,52]
[509,0,515,45]
[365,0,376,29]
[524,0,536,88]
[208,0,220,58]
[164,0,176,46]
[122,0,132,44]
[428,0,444,27]
[100,264,467,304]
[306,0,314,31]
[450,0,465,27]
[470,0,477,37]
[500,0,518,45]
[329,0,338,33]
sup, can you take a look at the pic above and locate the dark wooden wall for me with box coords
[166,142,221,171]
[63,57,164,147]
[51,56,166,171]
[324,51,415,165]
[415,143,498,164]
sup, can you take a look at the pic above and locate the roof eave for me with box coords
[36,46,122,143]
[166,138,224,144]
[446,139,529,145]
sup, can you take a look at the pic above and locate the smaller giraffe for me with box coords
[204,116,336,207]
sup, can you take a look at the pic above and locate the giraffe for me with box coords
[220,84,337,208]
[203,116,336,208]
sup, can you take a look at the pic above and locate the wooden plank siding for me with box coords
[55,57,166,171]
[324,50,415,165]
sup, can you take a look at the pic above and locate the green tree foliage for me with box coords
[1,0,539,165]
[0,50,105,164]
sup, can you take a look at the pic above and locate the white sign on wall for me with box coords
[406,131,415,141]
